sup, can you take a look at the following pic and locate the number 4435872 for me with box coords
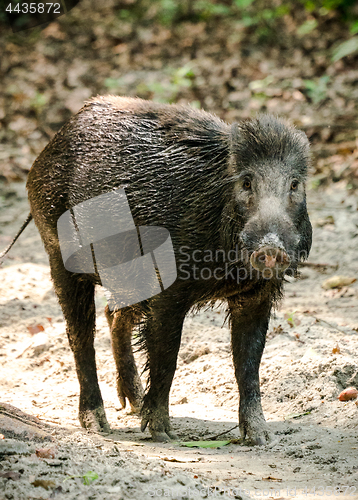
[5,3,61,14]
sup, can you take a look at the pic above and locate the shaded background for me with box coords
[0,0,357,189]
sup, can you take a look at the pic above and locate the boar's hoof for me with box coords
[141,412,178,442]
[248,431,271,446]
[151,430,179,443]
[118,390,143,414]
[128,401,143,414]
[79,406,111,433]
[117,377,144,414]
[240,415,271,446]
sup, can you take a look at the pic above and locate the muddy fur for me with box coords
[19,96,312,444]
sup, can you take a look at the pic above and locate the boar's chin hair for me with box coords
[229,114,311,177]
[189,275,285,324]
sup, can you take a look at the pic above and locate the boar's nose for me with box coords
[250,246,290,277]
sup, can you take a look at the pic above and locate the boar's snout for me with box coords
[250,246,290,277]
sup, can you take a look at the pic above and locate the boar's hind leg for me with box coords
[48,251,110,433]
[105,305,144,413]
[228,297,272,445]
[140,296,187,442]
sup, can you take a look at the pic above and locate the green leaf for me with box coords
[297,19,318,35]
[303,76,330,104]
[304,1,316,13]
[82,471,99,485]
[249,75,274,91]
[30,92,48,113]
[64,471,99,485]
[104,78,123,90]
[179,440,231,448]
[234,0,255,8]
[190,100,201,109]
[332,37,358,62]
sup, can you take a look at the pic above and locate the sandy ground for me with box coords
[0,180,358,500]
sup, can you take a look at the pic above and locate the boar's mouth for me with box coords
[250,246,290,278]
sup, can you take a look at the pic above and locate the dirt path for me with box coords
[0,181,357,500]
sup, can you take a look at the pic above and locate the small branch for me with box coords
[0,409,43,429]
[204,424,240,441]
[307,315,355,335]
[298,262,338,270]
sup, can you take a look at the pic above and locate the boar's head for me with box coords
[225,115,312,279]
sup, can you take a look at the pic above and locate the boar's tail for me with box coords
[0,213,33,263]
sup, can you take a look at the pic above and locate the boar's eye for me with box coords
[243,178,251,191]
[290,179,299,191]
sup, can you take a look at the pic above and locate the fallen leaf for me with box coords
[332,344,340,354]
[0,471,21,480]
[338,387,358,401]
[284,313,301,328]
[179,440,231,449]
[32,479,56,489]
[301,347,321,360]
[162,456,199,463]
[262,476,282,482]
[322,276,356,290]
[27,324,44,335]
[315,215,335,227]
[36,447,56,459]
[270,325,284,335]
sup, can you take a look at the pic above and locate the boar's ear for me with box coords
[228,122,241,173]
[297,208,312,261]
[229,122,240,152]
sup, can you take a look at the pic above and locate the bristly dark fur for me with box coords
[231,115,311,176]
[21,95,312,442]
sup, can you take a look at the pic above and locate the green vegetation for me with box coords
[29,92,48,116]
[332,36,358,61]
[115,0,357,29]
[303,76,330,104]
[2,0,357,56]
[284,311,301,328]
[64,471,99,485]
[106,64,197,104]
[110,0,358,52]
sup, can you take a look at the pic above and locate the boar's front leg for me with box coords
[48,248,110,433]
[228,296,272,445]
[141,294,188,442]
